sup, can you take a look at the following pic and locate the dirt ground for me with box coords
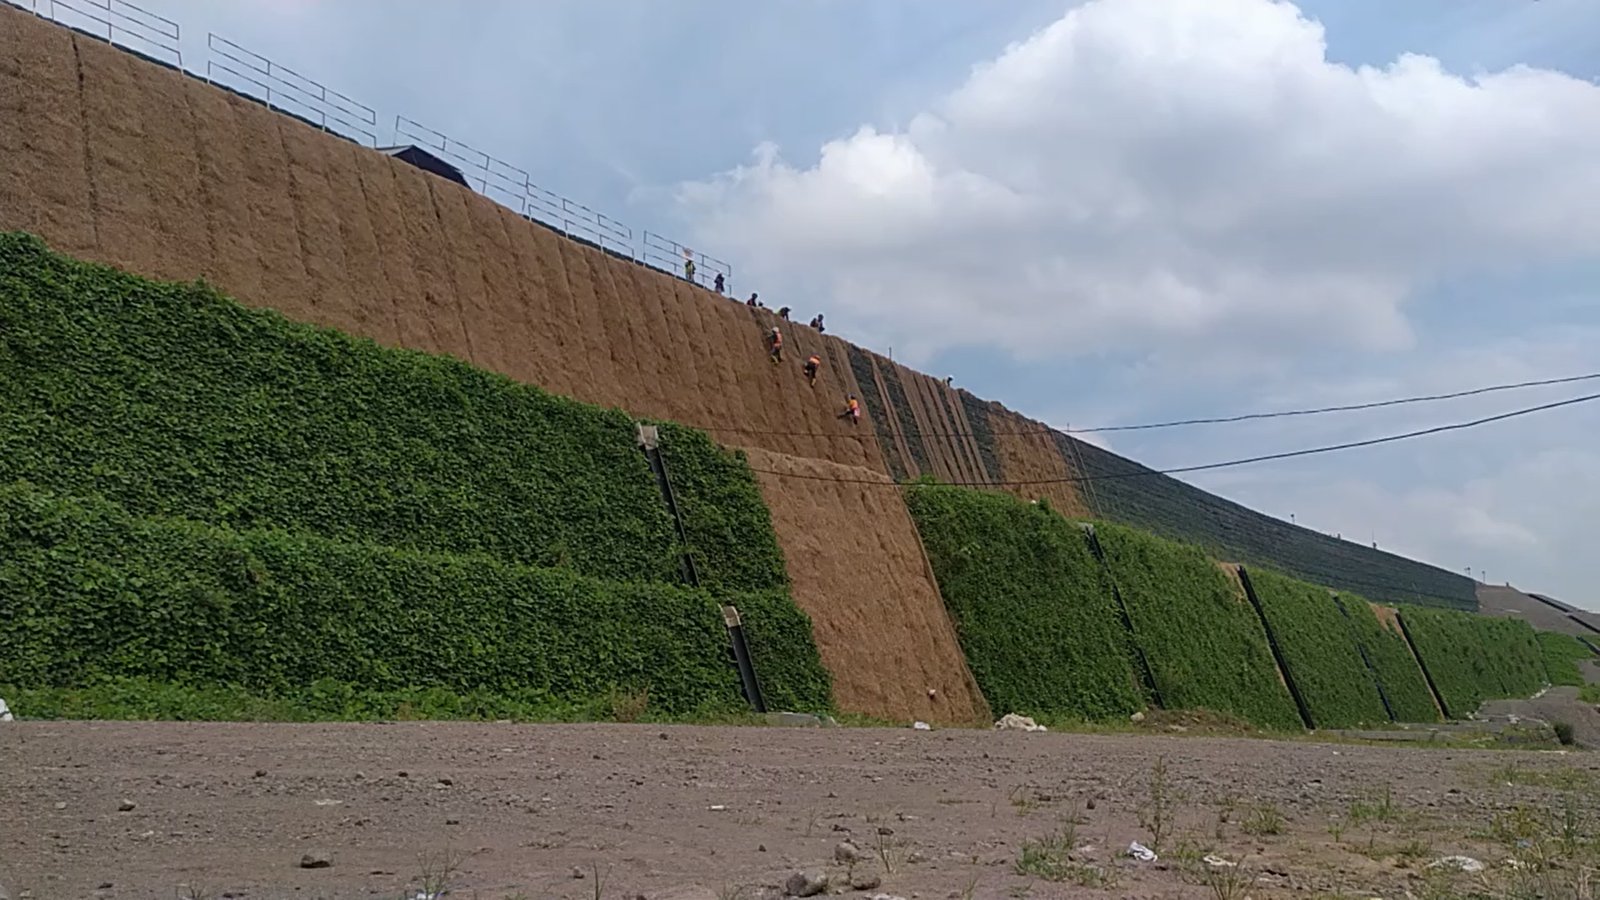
[6,720,1600,900]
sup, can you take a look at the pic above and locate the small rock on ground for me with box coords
[784,870,827,897]
[298,851,332,869]
[834,841,862,863]
[850,871,882,890]
[118,800,136,812]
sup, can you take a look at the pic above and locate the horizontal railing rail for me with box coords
[27,0,181,67]
[5,0,736,283]
[206,33,377,146]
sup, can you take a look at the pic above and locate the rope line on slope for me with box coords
[683,370,1600,441]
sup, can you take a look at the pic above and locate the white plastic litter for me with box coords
[1428,856,1485,873]
[1126,841,1157,862]
[1203,854,1236,868]
[911,721,932,731]
[0,698,12,722]
[994,713,1048,733]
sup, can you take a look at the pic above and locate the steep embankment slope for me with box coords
[0,234,835,715]
[0,1,1475,618]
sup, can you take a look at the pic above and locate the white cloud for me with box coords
[677,0,1600,367]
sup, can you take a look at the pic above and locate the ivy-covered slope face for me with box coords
[1338,598,1440,724]
[0,234,834,715]
[1245,569,1390,729]
[0,483,793,713]
[1537,630,1595,688]
[0,233,679,582]
[905,485,1142,722]
[1399,606,1547,717]
[1094,525,1303,731]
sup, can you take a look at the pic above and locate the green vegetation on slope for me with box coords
[656,424,789,593]
[1095,524,1303,730]
[906,484,1141,721]
[1480,617,1549,697]
[1053,434,1475,610]
[1537,631,1594,687]
[0,232,676,580]
[1399,607,1545,717]
[0,484,838,714]
[1335,597,1440,723]
[1246,569,1389,728]
[0,233,833,717]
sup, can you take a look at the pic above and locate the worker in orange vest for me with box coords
[803,354,822,387]
[839,394,861,425]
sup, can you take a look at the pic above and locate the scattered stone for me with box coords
[1130,711,1146,723]
[118,800,136,813]
[766,712,826,727]
[877,826,893,836]
[397,771,409,778]
[911,721,932,731]
[994,713,1047,733]
[785,870,827,897]
[835,841,863,863]
[299,851,332,869]
[1429,856,1485,874]
[659,732,670,740]
[445,818,460,826]
[97,884,112,891]
[254,769,267,778]
[436,777,453,787]
[571,866,586,879]
[1086,797,1097,810]
[906,851,928,864]
[850,872,882,890]
[758,844,767,852]
[53,802,66,811]
[0,698,12,722]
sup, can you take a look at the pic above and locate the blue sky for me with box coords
[74,0,1600,604]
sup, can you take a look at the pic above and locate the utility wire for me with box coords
[742,390,1600,488]
[690,370,1600,441]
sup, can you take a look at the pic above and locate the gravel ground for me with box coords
[4,719,1599,899]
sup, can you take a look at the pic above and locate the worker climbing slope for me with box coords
[767,326,783,364]
[839,393,861,425]
[803,354,821,387]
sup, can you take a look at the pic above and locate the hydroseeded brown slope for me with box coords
[743,449,989,724]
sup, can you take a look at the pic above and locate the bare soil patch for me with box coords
[4,720,1596,899]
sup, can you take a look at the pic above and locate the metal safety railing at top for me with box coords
[394,115,538,217]
[395,115,637,260]
[4,0,737,285]
[205,33,378,146]
[14,0,181,68]
[641,231,732,293]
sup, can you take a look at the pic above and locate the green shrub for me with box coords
[1334,596,1439,723]
[0,232,677,581]
[1537,631,1594,688]
[1245,568,1388,728]
[1399,607,1545,718]
[0,483,830,714]
[1096,525,1302,730]
[907,485,1141,721]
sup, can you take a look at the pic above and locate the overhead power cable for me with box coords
[688,370,1600,442]
[741,390,1600,488]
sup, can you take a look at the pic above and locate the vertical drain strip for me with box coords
[637,424,766,713]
